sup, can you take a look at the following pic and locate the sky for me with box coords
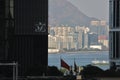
[67,0,109,21]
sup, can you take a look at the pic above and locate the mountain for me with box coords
[49,0,99,27]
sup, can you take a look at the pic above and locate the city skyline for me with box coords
[48,20,109,53]
[48,0,109,52]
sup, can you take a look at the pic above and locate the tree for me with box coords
[47,66,63,76]
[80,65,103,78]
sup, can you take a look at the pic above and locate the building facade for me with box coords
[0,0,48,77]
[109,0,120,69]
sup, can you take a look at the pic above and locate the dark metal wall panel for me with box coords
[0,0,5,19]
[0,0,5,60]
[14,0,48,35]
[12,0,48,76]
[0,0,48,77]
[8,35,48,76]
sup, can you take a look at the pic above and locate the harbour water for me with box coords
[48,51,109,70]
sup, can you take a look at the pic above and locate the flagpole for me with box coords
[74,58,75,63]
[74,58,75,70]
[60,56,61,70]
[74,58,78,75]
[73,58,75,75]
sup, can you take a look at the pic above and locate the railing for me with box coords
[0,62,18,80]
[0,76,76,80]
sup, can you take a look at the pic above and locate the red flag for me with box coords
[74,60,77,72]
[61,59,70,70]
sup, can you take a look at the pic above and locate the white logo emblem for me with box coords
[34,22,47,32]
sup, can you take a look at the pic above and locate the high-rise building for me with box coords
[109,0,120,69]
[83,27,90,49]
[0,0,48,77]
[89,32,98,45]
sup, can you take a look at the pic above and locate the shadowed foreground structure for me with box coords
[0,0,48,78]
[109,0,120,70]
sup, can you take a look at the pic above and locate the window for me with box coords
[48,0,109,70]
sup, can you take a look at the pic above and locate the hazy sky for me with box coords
[67,0,109,21]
